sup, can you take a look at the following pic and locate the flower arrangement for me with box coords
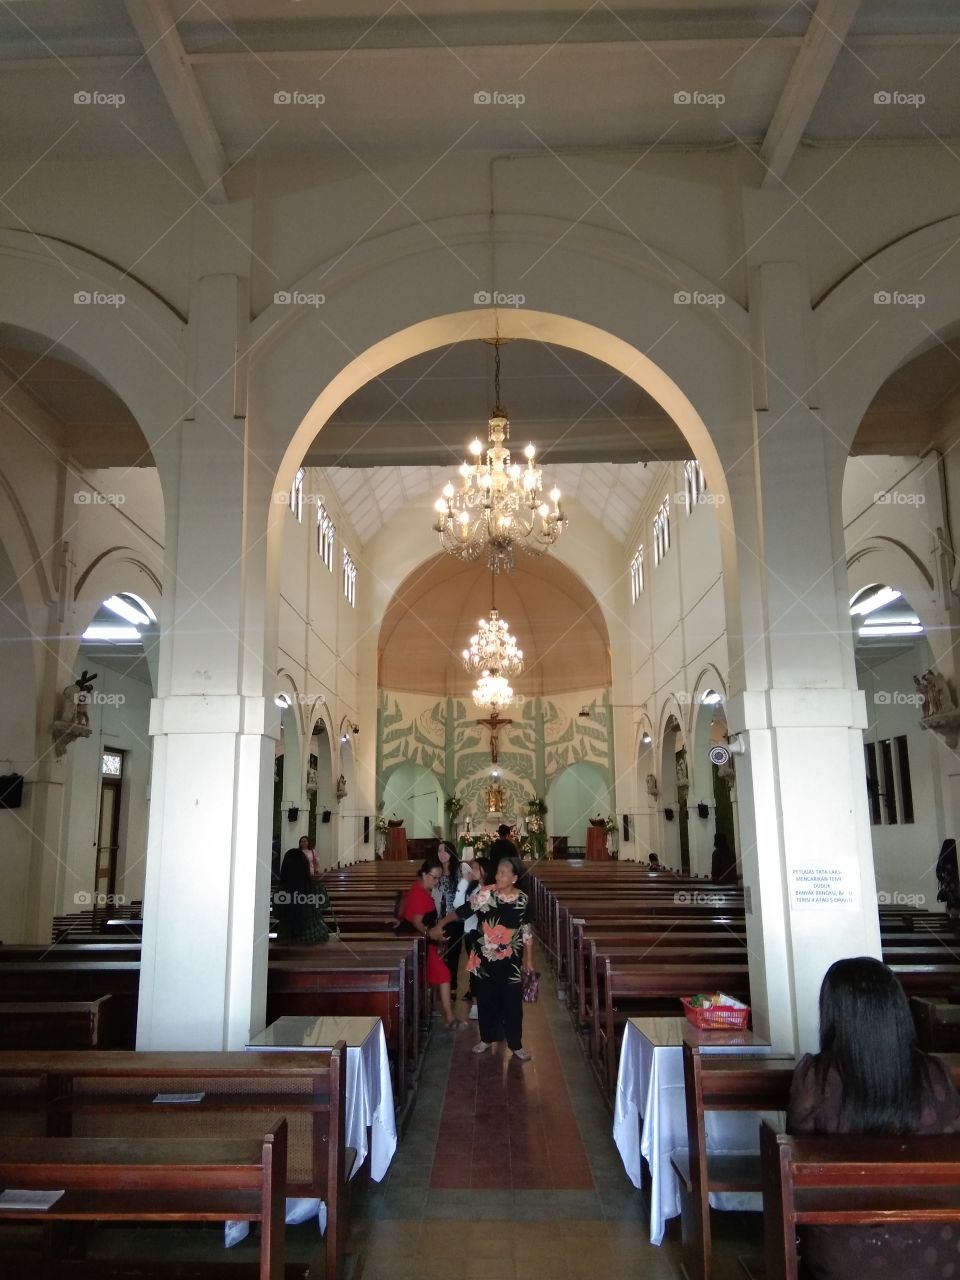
[517,833,535,859]
[444,794,464,819]
[470,831,492,855]
[527,796,547,817]
[526,814,544,835]
[604,815,619,834]
[375,816,388,834]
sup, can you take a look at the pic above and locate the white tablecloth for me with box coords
[229,1016,397,1244]
[612,1019,782,1245]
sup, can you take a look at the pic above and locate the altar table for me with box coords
[612,1016,780,1244]
[228,1014,397,1243]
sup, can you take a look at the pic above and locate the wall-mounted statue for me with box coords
[646,773,659,798]
[914,668,957,719]
[52,670,98,759]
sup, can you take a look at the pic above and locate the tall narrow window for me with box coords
[630,547,644,603]
[290,467,304,522]
[653,497,670,565]
[343,548,357,608]
[879,738,898,825]
[683,459,706,512]
[895,734,914,824]
[864,742,881,825]
[317,504,335,570]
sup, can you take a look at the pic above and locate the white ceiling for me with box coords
[2,2,960,542]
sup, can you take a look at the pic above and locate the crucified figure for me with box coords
[476,709,513,763]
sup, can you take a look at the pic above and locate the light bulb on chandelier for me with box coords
[433,339,568,573]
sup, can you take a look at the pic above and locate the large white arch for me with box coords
[815,215,960,442]
[0,232,186,462]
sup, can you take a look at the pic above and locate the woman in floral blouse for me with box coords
[463,845,535,1061]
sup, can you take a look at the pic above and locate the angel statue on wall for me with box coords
[52,669,98,759]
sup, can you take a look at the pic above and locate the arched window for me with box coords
[290,467,305,522]
[317,503,336,570]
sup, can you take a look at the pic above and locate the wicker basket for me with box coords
[682,994,750,1030]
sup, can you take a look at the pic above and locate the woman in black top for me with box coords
[787,956,960,1280]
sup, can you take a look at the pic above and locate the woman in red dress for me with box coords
[400,857,457,1027]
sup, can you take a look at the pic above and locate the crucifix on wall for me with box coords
[475,709,512,764]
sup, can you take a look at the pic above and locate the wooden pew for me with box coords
[0,962,140,1048]
[911,996,960,1051]
[759,1120,960,1280]
[671,1047,795,1280]
[0,1047,347,1280]
[0,998,110,1049]
[0,1123,287,1280]
[268,958,409,1116]
[672,1048,960,1280]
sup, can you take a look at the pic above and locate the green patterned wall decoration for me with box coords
[379,686,613,827]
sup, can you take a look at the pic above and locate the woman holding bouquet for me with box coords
[464,844,536,1061]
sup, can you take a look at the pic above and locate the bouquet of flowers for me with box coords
[471,831,492,856]
[526,815,544,835]
[604,815,618,834]
[444,794,464,819]
[375,816,388,835]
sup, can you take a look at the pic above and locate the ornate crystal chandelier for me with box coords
[463,575,524,709]
[433,340,567,574]
[473,671,514,710]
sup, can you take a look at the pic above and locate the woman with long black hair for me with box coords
[787,956,960,1279]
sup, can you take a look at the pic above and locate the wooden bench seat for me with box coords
[0,1124,287,1280]
[759,1120,960,1280]
[0,1048,347,1280]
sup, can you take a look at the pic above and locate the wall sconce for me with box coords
[338,717,360,743]
[287,805,300,822]
[274,691,292,709]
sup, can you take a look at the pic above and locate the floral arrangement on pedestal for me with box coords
[464,830,492,858]
[525,796,548,860]
[374,810,388,858]
[444,793,464,838]
[603,815,618,834]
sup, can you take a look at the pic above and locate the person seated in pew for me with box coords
[399,857,459,1029]
[275,845,330,944]
[788,956,960,1280]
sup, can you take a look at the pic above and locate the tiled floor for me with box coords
[349,950,761,1280]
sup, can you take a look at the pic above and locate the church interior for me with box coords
[1,1,960,1276]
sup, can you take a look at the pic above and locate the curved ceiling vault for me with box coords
[379,553,610,699]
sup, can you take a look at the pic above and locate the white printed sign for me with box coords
[790,864,859,910]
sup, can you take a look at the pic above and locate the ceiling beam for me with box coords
[122,0,229,203]
[760,0,863,188]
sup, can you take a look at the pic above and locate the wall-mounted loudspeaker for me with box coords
[363,816,370,844]
[622,814,631,841]
[664,807,675,822]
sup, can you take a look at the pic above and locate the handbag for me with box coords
[521,968,540,1003]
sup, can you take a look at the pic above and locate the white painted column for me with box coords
[137,248,280,1048]
[724,204,881,1053]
